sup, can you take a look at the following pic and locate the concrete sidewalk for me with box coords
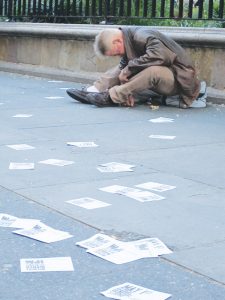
[1,71,225,300]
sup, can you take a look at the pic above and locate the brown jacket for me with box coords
[120,27,200,106]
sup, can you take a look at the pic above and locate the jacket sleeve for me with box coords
[123,36,177,77]
[119,56,128,70]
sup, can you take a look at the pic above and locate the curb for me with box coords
[1,61,225,105]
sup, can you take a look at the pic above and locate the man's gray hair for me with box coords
[94,28,120,57]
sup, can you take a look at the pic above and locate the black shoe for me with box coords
[66,88,92,104]
[86,91,117,107]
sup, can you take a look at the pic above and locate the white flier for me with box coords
[13,222,73,243]
[12,114,33,118]
[136,181,176,192]
[149,135,176,140]
[7,144,35,150]
[149,117,174,123]
[86,85,100,92]
[9,162,34,170]
[67,141,98,147]
[20,257,74,272]
[66,197,111,209]
[76,233,116,249]
[97,162,135,173]
[101,282,171,300]
[39,159,74,166]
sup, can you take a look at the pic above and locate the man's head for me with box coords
[94,28,125,57]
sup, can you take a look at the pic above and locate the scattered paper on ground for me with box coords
[13,222,73,243]
[97,162,135,173]
[100,185,165,202]
[0,213,40,229]
[136,182,176,192]
[99,185,140,195]
[149,105,159,110]
[20,257,74,272]
[149,135,176,140]
[149,117,174,123]
[77,234,172,264]
[101,282,171,300]
[87,241,144,264]
[66,197,111,209]
[12,114,33,118]
[7,144,35,150]
[126,239,158,258]
[124,190,165,202]
[9,162,34,170]
[39,159,74,166]
[67,141,98,147]
[45,96,64,99]
[127,238,172,256]
[76,233,116,249]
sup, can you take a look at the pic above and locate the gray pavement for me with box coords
[1,71,225,300]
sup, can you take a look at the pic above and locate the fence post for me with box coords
[0,0,3,15]
[105,0,110,24]
[8,0,13,19]
[219,0,224,19]
[169,0,174,18]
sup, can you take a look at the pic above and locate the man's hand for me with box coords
[119,70,129,84]
[123,95,135,107]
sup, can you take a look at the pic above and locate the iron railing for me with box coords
[0,0,224,23]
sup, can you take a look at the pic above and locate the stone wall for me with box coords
[0,23,224,92]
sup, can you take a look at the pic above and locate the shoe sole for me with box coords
[66,89,90,104]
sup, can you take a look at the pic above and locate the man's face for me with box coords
[105,39,125,56]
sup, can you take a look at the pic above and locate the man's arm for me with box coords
[121,36,177,79]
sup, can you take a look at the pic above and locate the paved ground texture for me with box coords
[1,71,225,300]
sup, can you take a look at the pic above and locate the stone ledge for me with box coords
[0,23,225,47]
[207,87,225,105]
[1,61,224,105]
[0,60,98,83]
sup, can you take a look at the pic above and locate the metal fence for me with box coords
[0,0,224,23]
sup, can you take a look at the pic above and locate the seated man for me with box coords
[67,27,207,108]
